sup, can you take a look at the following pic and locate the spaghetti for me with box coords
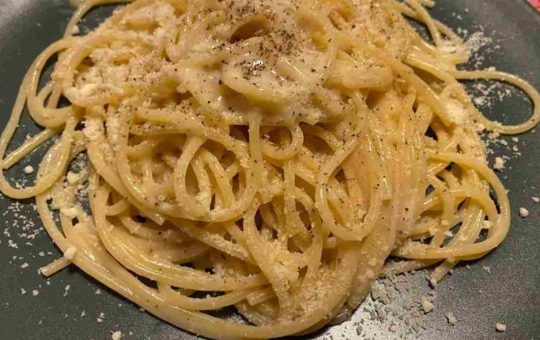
[1,0,539,338]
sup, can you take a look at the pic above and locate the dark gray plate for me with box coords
[0,0,538,339]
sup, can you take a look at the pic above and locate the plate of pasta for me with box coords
[0,0,538,339]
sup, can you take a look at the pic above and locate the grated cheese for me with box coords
[23,166,34,174]
[445,99,469,125]
[493,157,505,171]
[420,296,434,313]
[518,207,529,218]
[495,323,506,332]
[445,312,457,325]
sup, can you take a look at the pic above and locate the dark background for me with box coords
[0,0,538,339]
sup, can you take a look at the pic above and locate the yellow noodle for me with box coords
[1,0,539,339]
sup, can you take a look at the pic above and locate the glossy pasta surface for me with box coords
[0,0,538,338]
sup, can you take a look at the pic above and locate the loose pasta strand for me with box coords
[1,0,538,339]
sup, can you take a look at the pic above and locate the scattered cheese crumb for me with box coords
[482,266,491,274]
[83,119,102,141]
[371,283,390,304]
[519,207,529,218]
[495,323,506,332]
[64,246,77,260]
[32,290,39,296]
[488,132,500,140]
[445,312,457,325]
[97,312,105,323]
[473,96,486,106]
[532,197,540,203]
[20,262,29,269]
[64,284,71,297]
[493,157,505,171]
[445,99,469,125]
[111,331,122,340]
[23,166,34,174]
[420,296,434,313]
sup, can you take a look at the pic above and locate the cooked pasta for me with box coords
[1,0,538,338]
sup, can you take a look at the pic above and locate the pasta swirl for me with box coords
[1,0,538,338]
